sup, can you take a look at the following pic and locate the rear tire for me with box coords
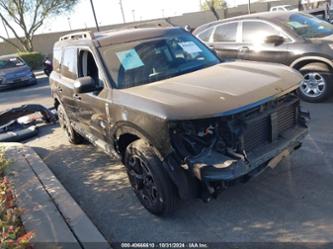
[124,139,178,215]
[57,104,84,144]
[298,63,333,103]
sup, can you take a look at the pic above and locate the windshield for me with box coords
[286,13,333,38]
[100,33,220,89]
[0,57,24,70]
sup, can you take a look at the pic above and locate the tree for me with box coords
[201,0,226,11]
[200,0,227,20]
[0,0,79,52]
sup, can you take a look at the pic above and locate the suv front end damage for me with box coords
[52,26,310,215]
[170,92,309,198]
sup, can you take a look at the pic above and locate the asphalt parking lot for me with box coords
[0,74,52,110]
[1,76,333,248]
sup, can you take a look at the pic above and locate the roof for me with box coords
[194,11,294,34]
[271,5,292,8]
[55,27,186,48]
[0,54,19,59]
[96,27,185,47]
[226,11,293,21]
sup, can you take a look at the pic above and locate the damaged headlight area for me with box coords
[169,92,309,188]
[170,119,220,158]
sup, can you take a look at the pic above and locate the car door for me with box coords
[73,48,110,143]
[239,20,294,65]
[210,22,242,61]
[57,47,80,120]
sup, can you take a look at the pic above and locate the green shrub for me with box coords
[17,51,43,70]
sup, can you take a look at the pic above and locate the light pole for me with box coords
[67,17,72,31]
[248,0,251,14]
[132,9,135,22]
[89,0,100,32]
[119,0,126,23]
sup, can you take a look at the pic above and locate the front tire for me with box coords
[298,63,333,103]
[57,104,84,144]
[124,140,178,215]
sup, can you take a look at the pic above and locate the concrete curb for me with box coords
[2,142,111,249]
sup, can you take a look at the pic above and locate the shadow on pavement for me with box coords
[31,139,333,245]
[24,101,333,246]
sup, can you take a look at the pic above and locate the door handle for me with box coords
[73,94,81,101]
[239,46,250,53]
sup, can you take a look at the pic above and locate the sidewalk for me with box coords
[2,142,111,249]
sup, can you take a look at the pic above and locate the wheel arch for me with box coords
[290,56,333,71]
[113,122,165,160]
[114,124,193,200]
[292,57,333,102]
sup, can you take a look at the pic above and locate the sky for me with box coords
[0,0,249,38]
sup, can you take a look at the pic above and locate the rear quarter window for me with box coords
[53,48,62,73]
[198,27,213,42]
[61,47,78,80]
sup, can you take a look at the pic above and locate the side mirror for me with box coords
[184,25,192,32]
[74,76,96,94]
[208,45,217,54]
[265,35,285,46]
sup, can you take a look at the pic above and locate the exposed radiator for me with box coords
[243,102,297,152]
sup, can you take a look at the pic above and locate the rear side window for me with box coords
[213,22,238,42]
[53,48,62,73]
[198,27,213,42]
[0,57,24,69]
[61,48,77,80]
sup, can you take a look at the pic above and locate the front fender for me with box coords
[111,121,171,159]
[112,121,193,199]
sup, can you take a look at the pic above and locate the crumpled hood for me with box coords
[113,61,303,120]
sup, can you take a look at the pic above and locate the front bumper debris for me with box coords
[187,126,308,182]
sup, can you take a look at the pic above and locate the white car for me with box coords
[270,5,299,12]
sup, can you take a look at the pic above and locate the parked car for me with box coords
[270,5,298,12]
[0,54,37,91]
[50,28,308,215]
[194,11,333,102]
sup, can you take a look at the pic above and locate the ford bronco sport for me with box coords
[50,27,309,215]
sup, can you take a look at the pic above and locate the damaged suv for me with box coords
[50,27,309,215]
